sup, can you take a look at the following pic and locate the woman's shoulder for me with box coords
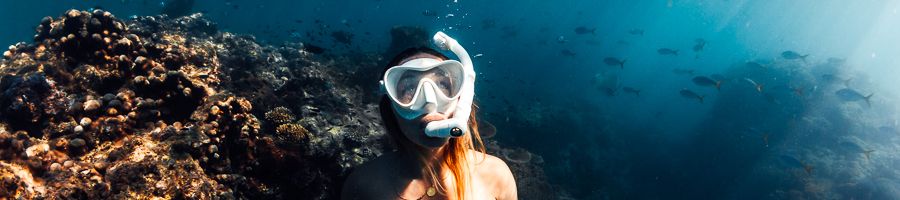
[469,150,517,199]
[341,151,399,199]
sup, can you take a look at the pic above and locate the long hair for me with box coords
[379,47,487,199]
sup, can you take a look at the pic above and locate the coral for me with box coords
[276,123,309,142]
[265,106,296,124]
[502,147,533,164]
[477,119,497,139]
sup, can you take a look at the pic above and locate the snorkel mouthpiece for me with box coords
[424,31,476,138]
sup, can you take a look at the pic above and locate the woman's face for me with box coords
[393,53,456,149]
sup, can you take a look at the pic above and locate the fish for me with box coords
[791,86,805,96]
[302,43,325,54]
[599,86,617,96]
[779,155,814,175]
[781,51,809,62]
[761,132,769,147]
[679,89,704,103]
[839,141,875,160]
[628,28,644,36]
[574,26,596,35]
[835,88,874,107]
[561,50,576,57]
[622,87,641,96]
[692,76,722,91]
[422,10,437,17]
[657,48,678,56]
[744,78,764,92]
[603,57,626,69]
[692,38,706,52]
[820,74,852,87]
[672,68,695,76]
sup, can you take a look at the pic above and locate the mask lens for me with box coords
[389,64,463,105]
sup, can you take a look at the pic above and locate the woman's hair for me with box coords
[379,47,486,199]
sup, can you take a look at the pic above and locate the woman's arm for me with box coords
[494,159,517,200]
[480,154,518,200]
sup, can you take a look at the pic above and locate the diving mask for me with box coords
[380,32,476,138]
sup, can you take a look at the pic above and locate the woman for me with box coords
[342,33,516,200]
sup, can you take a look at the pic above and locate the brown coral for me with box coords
[265,106,296,124]
[276,123,309,142]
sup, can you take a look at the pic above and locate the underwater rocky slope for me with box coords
[0,10,555,199]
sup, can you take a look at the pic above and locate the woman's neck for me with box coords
[397,145,447,176]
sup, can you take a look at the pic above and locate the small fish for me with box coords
[781,51,809,62]
[672,68,695,76]
[657,48,678,56]
[603,57,626,69]
[302,43,325,54]
[791,86,805,96]
[574,26,596,35]
[473,53,483,58]
[692,38,706,52]
[422,10,437,17]
[835,88,874,107]
[622,87,641,96]
[744,78,764,93]
[779,155,814,175]
[561,50,576,57]
[692,76,722,91]
[679,88,705,103]
[761,132,769,147]
[804,165,814,175]
[820,74,852,87]
[864,150,875,160]
[600,86,617,96]
[628,28,644,36]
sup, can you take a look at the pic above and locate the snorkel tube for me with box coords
[425,32,476,138]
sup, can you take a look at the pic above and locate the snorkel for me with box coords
[424,31,475,138]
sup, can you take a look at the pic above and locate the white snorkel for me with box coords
[425,31,475,138]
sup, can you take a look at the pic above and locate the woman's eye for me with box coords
[439,79,452,93]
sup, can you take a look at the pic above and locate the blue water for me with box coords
[4,0,900,199]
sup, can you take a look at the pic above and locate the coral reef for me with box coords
[0,10,554,199]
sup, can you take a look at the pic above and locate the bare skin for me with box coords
[341,53,517,200]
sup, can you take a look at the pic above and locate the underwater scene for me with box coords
[2,0,900,199]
